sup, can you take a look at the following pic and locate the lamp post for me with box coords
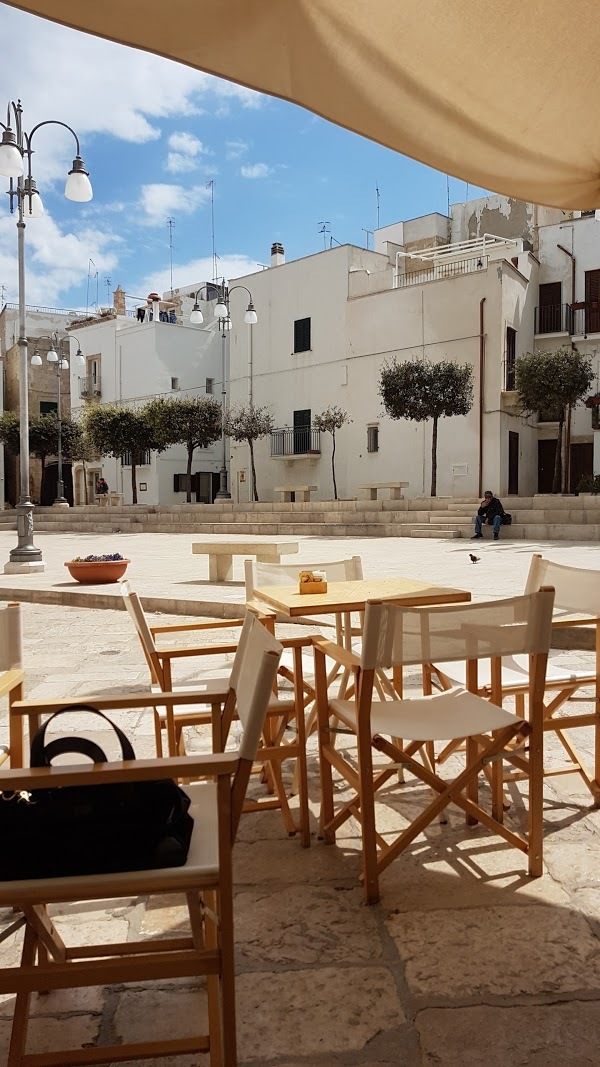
[31,334,85,506]
[189,281,257,501]
[0,100,92,572]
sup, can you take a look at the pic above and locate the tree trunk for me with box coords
[552,412,565,494]
[430,417,438,497]
[131,460,137,504]
[331,431,338,500]
[249,440,258,502]
[40,455,46,503]
[186,445,193,504]
[82,460,88,505]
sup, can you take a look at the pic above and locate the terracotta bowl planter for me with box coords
[65,559,130,584]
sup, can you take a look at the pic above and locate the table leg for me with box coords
[369,489,377,501]
[209,554,233,582]
[389,487,401,500]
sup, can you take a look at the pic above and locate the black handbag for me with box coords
[502,513,513,525]
[0,706,194,882]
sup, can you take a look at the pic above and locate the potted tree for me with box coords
[65,553,129,583]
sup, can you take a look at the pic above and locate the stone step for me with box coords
[410,529,462,539]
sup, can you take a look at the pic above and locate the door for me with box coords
[569,442,593,492]
[293,409,311,454]
[508,431,519,495]
[538,281,562,333]
[585,269,600,334]
[538,439,556,493]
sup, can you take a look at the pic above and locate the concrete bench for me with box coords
[192,539,299,583]
[274,485,318,503]
[359,482,409,501]
[98,492,124,507]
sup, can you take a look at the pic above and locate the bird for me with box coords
[469,553,480,564]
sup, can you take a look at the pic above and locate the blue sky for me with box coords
[0,3,488,311]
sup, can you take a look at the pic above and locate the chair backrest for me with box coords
[244,555,363,600]
[121,581,163,685]
[231,613,283,761]
[0,602,22,672]
[361,589,555,671]
[525,553,600,616]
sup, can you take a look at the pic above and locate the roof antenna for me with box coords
[207,180,218,282]
[104,276,111,305]
[376,183,380,229]
[318,221,330,250]
[167,217,175,292]
[362,228,373,250]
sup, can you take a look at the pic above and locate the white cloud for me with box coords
[0,7,261,183]
[138,255,263,297]
[139,183,211,224]
[168,132,205,156]
[226,140,249,160]
[241,163,272,179]
[166,153,199,174]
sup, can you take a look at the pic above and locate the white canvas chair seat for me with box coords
[435,655,591,691]
[316,589,555,904]
[330,686,520,744]
[0,602,25,768]
[151,681,296,721]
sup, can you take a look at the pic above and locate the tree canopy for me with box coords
[378,358,473,495]
[145,396,222,503]
[81,404,161,503]
[224,404,273,502]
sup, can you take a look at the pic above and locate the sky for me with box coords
[0,4,489,312]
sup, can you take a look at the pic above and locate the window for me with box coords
[293,409,311,454]
[367,425,379,453]
[581,210,596,218]
[294,317,311,353]
[174,474,187,492]
[40,401,58,415]
[205,377,214,394]
[537,282,562,333]
[170,376,179,391]
[505,326,516,390]
[122,450,151,467]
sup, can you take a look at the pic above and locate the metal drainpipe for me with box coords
[557,242,576,491]
[478,297,486,498]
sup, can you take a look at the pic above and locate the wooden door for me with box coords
[585,270,600,334]
[293,409,311,454]
[508,431,519,495]
[538,439,556,493]
[538,281,562,333]
[569,442,594,492]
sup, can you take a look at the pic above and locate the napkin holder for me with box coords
[298,569,327,594]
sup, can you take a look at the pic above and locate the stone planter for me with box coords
[65,559,130,584]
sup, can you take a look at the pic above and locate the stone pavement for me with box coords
[1,592,600,1061]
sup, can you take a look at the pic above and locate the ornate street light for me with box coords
[189,281,257,500]
[0,100,92,572]
[30,334,85,506]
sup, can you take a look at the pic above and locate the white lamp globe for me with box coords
[65,157,93,202]
[46,347,58,363]
[30,353,42,367]
[59,358,69,370]
[22,178,44,219]
[0,131,24,178]
[215,299,228,318]
[75,350,85,367]
[222,317,232,331]
[244,302,258,325]
[190,304,203,324]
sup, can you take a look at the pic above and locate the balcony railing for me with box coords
[79,375,101,399]
[571,305,600,336]
[534,303,573,334]
[270,426,321,457]
[394,255,488,289]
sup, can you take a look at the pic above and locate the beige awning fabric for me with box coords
[5,0,600,209]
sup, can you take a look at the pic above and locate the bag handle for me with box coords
[30,705,136,768]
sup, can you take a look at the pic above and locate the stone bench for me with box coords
[359,482,409,501]
[98,492,124,507]
[274,485,318,503]
[192,539,299,583]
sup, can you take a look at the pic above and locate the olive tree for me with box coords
[378,358,474,496]
[81,404,161,504]
[223,404,273,502]
[146,396,222,503]
[516,346,594,493]
[0,411,81,502]
[313,406,352,500]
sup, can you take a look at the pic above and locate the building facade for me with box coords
[69,286,227,505]
[227,196,600,502]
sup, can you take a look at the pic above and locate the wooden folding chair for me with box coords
[121,583,311,846]
[0,602,25,768]
[430,554,600,803]
[316,588,555,904]
[0,617,282,1067]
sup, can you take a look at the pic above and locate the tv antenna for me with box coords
[167,217,175,292]
[375,183,380,229]
[0,283,8,306]
[104,276,112,305]
[362,228,373,251]
[318,221,330,250]
[207,180,218,282]
[86,259,98,314]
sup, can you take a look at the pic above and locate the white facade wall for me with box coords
[229,241,538,501]
[69,300,225,505]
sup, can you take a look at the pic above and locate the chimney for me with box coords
[148,292,160,320]
[270,242,285,267]
[113,284,126,316]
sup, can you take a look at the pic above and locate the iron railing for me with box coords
[270,426,321,457]
[78,375,101,399]
[534,303,573,334]
[395,255,488,289]
[571,305,600,336]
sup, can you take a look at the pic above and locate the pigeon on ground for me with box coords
[469,554,480,564]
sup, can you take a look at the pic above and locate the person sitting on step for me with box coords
[472,490,505,541]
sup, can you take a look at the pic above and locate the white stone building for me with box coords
[227,195,587,502]
[69,285,226,505]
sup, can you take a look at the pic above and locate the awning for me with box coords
[5,0,600,209]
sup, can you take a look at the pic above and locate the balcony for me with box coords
[79,375,101,399]
[534,303,573,335]
[395,255,488,289]
[571,304,600,337]
[270,426,321,458]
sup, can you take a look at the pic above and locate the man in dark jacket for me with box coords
[473,490,505,540]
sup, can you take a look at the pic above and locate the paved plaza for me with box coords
[1,533,600,1063]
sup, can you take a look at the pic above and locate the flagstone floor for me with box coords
[1,602,600,1065]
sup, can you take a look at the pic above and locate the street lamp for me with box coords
[189,281,257,500]
[0,100,92,572]
[31,334,85,506]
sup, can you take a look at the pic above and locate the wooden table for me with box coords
[254,577,471,617]
[192,539,299,583]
